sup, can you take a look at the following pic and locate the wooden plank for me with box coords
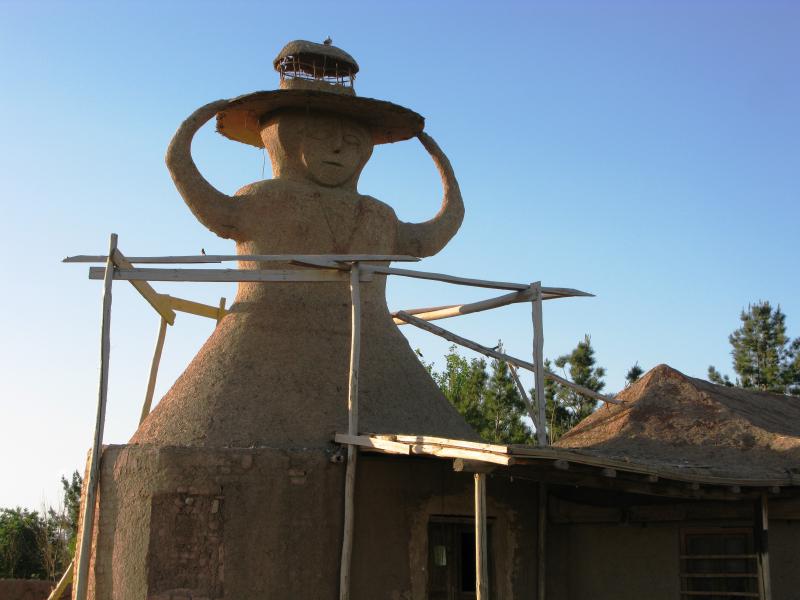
[374,434,509,455]
[111,249,176,325]
[475,473,489,600]
[393,311,620,405]
[217,297,227,324]
[66,253,420,264]
[164,294,224,320]
[410,444,512,465]
[89,267,374,283]
[531,282,548,446]
[334,434,410,455]
[75,233,117,600]
[339,264,362,600]
[139,317,168,424]
[757,493,772,600]
[46,559,73,600]
[453,459,497,473]
[391,286,593,326]
[362,264,531,291]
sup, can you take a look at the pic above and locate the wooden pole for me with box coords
[139,316,168,425]
[339,263,361,600]
[216,296,227,325]
[531,282,548,446]
[74,233,117,600]
[509,364,540,434]
[757,493,772,600]
[46,559,73,600]
[538,483,547,600]
[475,473,489,600]
[393,311,619,405]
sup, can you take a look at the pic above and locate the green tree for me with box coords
[0,508,45,578]
[61,470,82,556]
[546,335,606,442]
[708,302,800,395]
[625,362,644,386]
[428,344,533,444]
[481,352,533,444]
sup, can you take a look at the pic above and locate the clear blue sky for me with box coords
[1,0,798,509]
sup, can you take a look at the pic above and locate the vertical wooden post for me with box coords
[139,316,168,425]
[531,282,547,446]
[538,483,547,600]
[757,493,772,600]
[339,262,361,600]
[475,472,489,600]
[216,296,227,325]
[74,233,117,600]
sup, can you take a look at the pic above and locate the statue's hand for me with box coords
[166,99,241,240]
[396,132,464,258]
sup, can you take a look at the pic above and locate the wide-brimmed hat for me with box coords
[216,40,424,148]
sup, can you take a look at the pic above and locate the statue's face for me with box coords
[299,114,371,187]
[261,111,373,189]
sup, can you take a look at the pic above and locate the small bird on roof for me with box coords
[323,37,332,46]
[201,248,206,255]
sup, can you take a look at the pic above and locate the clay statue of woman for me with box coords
[132,40,477,448]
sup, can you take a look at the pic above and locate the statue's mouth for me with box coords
[323,160,343,167]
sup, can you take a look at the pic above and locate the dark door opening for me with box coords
[427,519,491,600]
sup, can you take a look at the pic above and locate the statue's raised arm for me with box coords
[166,99,241,240]
[397,132,464,258]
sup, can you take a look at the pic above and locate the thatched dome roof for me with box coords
[554,364,800,482]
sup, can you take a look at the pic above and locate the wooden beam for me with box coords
[475,473,489,600]
[757,493,772,600]
[362,264,531,291]
[375,434,509,455]
[111,249,176,325]
[89,267,373,284]
[509,364,541,434]
[139,317,168,425]
[409,443,513,466]
[74,233,117,600]
[217,297,227,324]
[453,459,497,473]
[391,286,593,326]
[164,294,222,320]
[66,253,420,264]
[46,559,73,600]
[339,264,362,600]
[334,434,410,455]
[531,282,548,446]
[393,311,620,405]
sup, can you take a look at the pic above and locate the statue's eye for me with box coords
[308,126,333,141]
[343,134,361,146]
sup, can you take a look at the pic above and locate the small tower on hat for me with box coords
[273,38,359,95]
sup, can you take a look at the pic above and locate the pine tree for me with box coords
[482,351,533,444]
[428,344,533,444]
[546,335,606,442]
[708,301,800,395]
[625,362,644,386]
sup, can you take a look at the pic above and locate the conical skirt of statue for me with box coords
[131,276,477,448]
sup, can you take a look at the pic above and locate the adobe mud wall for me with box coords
[78,446,540,599]
[547,516,800,600]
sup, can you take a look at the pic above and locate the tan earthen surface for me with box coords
[555,364,800,480]
[132,45,474,447]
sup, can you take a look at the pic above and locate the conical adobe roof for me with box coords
[554,364,800,482]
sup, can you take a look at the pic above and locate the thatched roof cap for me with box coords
[554,364,800,483]
[273,39,359,75]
